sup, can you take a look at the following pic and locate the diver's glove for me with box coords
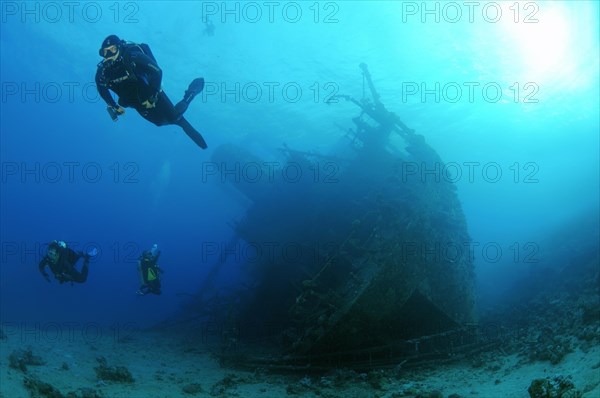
[107,106,125,121]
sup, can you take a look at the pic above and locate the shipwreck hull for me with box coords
[212,139,475,357]
[204,64,476,365]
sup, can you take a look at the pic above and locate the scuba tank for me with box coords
[150,244,158,257]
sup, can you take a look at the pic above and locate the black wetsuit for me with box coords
[138,251,162,295]
[38,248,89,284]
[95,43,206,148]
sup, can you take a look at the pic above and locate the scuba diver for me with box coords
[136,243,163,296]
[39,240,98,284]
[95,34,208,149]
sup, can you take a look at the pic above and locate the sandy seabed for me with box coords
[1,327,599,398]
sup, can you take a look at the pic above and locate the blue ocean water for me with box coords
[0,0,598,334]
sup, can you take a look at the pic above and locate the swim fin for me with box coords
[177,117,207,149]
[185,78,205,102]
[174,77,205,116]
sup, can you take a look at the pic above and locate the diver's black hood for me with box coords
[99,34,123,56]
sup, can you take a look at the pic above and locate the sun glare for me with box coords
[503,3,574,82]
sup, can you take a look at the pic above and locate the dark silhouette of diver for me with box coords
[38,240,98,284]
[136,244,163,296]
[95,34,207,149]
